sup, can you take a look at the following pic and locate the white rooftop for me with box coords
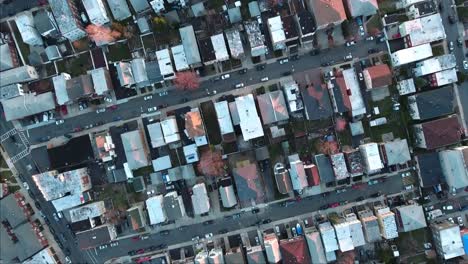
[225,29,244,58]
[268,16,286,50]
[211,33,229,61]
[318,222,339,252]
[235,94,264,141]
[183,144,199,164]
[397,204,427,232]
[330,153,349,180]
[191,183,210,215]
[68,201,106,223]
[152,155,172,172]
[156,49,175,77]
[413,54,456,77]
[359,143,383,173]
[281,78,303,112]
[161,116,180,143]
[397,78,416,95]
[334,221,354,252]
[146,195,166,225]
[171,45,189,71]
[399,13,446,47]
[32,168,91,202]
[88,67,112,95]
[376,207,399,239]
[391,43,433,66]
[346,214,366,247]
[82,0,110,25]
[433,223,465,259]
[147,122,166,148]
[342,68,366,117]
[288,154,308,191]
[121,130,149,170]
[219,184,237,208]
[434,68,458,87]
[439,147,468,189]
[214,101,234,135]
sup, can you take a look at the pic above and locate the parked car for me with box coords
[345,40,356,46]
[159,91,168,96]
[262,219,272,224]
[96,108,106,114]
[57,212,63,219]
[160,230,170,235]
[238,68,247,74]
[143,95,153,100]
[140,235,149,240]
[290,54,299,61]
[251,208,260,214]
[448,15,456,24]
[256,64,266,71]
[148,107,158,112]
[344,53,353,61]
[279,58,289,64]
[235,83,245,88]
[366,36,374,41]
[55,119,64,125]
[368,48,379,54]
[336,188,347,194]
[203,220,214,225]
[448,217,455,224]
[449,41,454,51]
[457,216,464,226]
[98,244,108,250]
[53,213,59,222]
[443,205,453,211]
[221,74,230,80]
[110,242,119,247]
[261,77,269,82]
[218,229,228,234]
[463,60,468,70]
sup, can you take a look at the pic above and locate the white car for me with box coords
[98,244,108,250]
[279,58,289,64]
[448,217,455,224]
[57,212,63,219]
[235,83,244,88]
[140,235,149,240]
[359,25,365,36]
[53,213,59,222]
[205,233,213,239]
[96,108,106,114]
[457,216,464,226]
[144,95,153,100]
[358,72,363,81]
[449,41,454,51]
[443,205,454,210]
[344,53,353,61]
[55,119,64,125]
[148,107,158,112]
[366,36,374,41]
[105,97,113,103]
[221,74,230,80]
[159,91,168,96]
[463,60,468,70]
[22,182,29,190]
[110,241,119,247]
[345,41,356,46]
[261,77,269,82]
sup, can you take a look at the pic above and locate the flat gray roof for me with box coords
[106,0,131,20]
[179,25,201,66]
[3,92,55,121]
[0,195,27,228]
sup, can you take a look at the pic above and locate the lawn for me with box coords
[107,43,132,62]
[378,0,397,14]
[141,34,157,51]
[132,165,154,177]
[0,156,15,183]
[100,184,129,210]
[367,96,407,142]
[56,52,94,76]
[366,14,383,35]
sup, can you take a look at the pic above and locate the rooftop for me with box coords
[32,168,91,202]
[76,224,116,249]
[121,130,149,170]
[185,108,206,139]
[414,115,461,149]
[301,83,333,120]
[68,201,106,223]
[296,11,316,36]
[409,86,454,120]
[161,116,181,143]
[304,227,327,264]
[257,91,290,125]
[48,0,82,36]
[235,94,264,141]
[88,67,113,95]
[0,65,38,87]
[147,122,165,148]
[156,49,175,77]
[413,54,456,77]
[433,68,458,87]
[333,220,354,252]
[219,178,237,208]
[83,0,110,25]
[346,0,378,17]
[308,0,346,28]
[191,183,210,215]
[359,143,383,173]
[268,16,286,50]
[344,149,364,177]
[274,163,292,194]
[318,222,339,253]
[232,160,265,207]
[0,83,23,101]
[146,60,164,83]
[363,64,393,89]
[391,43,433,66]
[330,153,349,180]
[106,0,131,20]
[396,204,427,232]
[416,152,443,187]
[281,77,304,112]
[0,43,15,72]
[288,154,308,191]
[171,45,189,72]
[399,13,446,47]
[280,236,310,263]
[439,147,468,189]
[146,195,166,225]
[264,233,281,263]
[129,0,150,13]
[152,155,172,172]
[0,194,27,228]
[225,28,244,59]
[431,222,465,259]
[397,78,416,95]
[0,219,45,262]
[163,191,186,221]
[211,33,229,61]
[315,154,334,183]
[245,21,267,57]
[179,25,201,66]
[214,101,234,135]
[383,138,411,166]
[342,68,366,117]
[198,37,216,63]
[346,214,366,247]
[375,206,399,239]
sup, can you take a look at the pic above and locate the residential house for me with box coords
[224,247,246,264]
[2,92,55,121]
[431,222,465,260]
[214,101,236,142]
[274,163,292,194]
[281,77,303,112]
[163,191,186,221]
[219,177,237,208]
[327,74,351,114]
[179,25,202,68]
[49,0,87,41]
[380,138,411,166]
[413,115,461,149]
[407,0,437,19]
[295,11,316,45]
[161,116,181,144]
[0,84,24,101]
[318,222,339,253]
[301,83,333,121]
[33,9,59,38]
[146,195,166,225]
[88,67,114,96]
[307,0,346,30]
[357,209,381,243]
[195,251,208,263]
[129,0,151,13]
[183,144,199,164]
[150,0,165,13]
[281,15,300,50]
[374,205,398,239]
[0,65,39,87]
[246,246,267,264]
[95,132,116,162]
[235,94,264,141]
[245,21,267,57]
[106,0,132,21]
[363,64,392,90]
[198,36,216,65]
[191,183,210,215]
[67,201,106,223]
[400,0,428,9]
[152,155,172,172]
[394,204,427,232]
[416,152,444,187]
[359,143,383,174]
[45,45,62,61]
[0,43,19,72]
[279,236,311,263]
[428,68,458,87]
[76,224,117,249]
[304,226,327,264]
[171,45,189,72]
[121,130,150,170]
[264,233,282,263]
[345,0,378,17]
[344,149,364,177]
[397,78,416,95]
[131,58,150,88]
[232,159,265,207]
[288,154,308,193]
[147,122,166,148]
[390,43,433,66]
[208,248,224,263]
[413,54,456,77]
[83,0,110,25]
[304,163,320,186]
[342,68,366,117]
[145,60,164,84]
[115,61,135,87]
[407,86,454,120]
[136,16,151,34]
[399,13,446,47]
[439,146,468,190]
[345,213,366,247]
[330,153,349,180]
[225,28,245,59]
[268,16,287,51]
[53,74,95,105]
[185,108,208,146]
[15,12,43,46]
[211,33,230,62]
[156,49,175,80]
[32,168,92,212]
[315,154,335,184]
[257,91,289,125]
[23,247,61,264]
[332,218,354,252]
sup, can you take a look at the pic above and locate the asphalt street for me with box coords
[26,41,387,144]
[91,175,404,263]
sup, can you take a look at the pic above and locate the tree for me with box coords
[197,149,226,177]
[86,24,121,44]
[335,117,347,132]
[152,16,169,33]
[174,71,200,90]
[315,140,339,155]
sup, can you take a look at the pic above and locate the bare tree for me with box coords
[174,71,200,91]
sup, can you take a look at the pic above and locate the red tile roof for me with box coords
[279,236,311,264]
[421,115,461,149]
[309,0,346,28]
[365,64,392,88]
[185,111,205,138]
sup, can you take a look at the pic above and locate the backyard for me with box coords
[367,95,408,142]
[107,42,132,62]
[55,52,94,76]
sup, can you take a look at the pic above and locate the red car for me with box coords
[131,236,140,241]
[352,183,365,190]
[329,202,339,208]
[108,105,118,110]
[136,249,145,254]
[136,257,151,263]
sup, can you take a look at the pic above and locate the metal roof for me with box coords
[121,130,149,170]
[179,25,201,66]
[191,183,210,215]
[146,195,166,225]
[214,101,234,135]
[147,122,166,148]
[235,94,264,141]
[2,91,55,121]
[257,91,289,125]
[106,0,131,21]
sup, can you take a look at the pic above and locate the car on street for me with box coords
[344,53,353,61]
[160,230,170,235]
[53,213,59,222]
[262,219,272,224]
[279,58,289,64]
[110,242,119,247]
[443,205,453,211]
[96,108,106,114]
[336,188,347,194]
[449,41,454,51]
[290,55,299,61]
[448,15,456,24]
[366,36,374,41]
[358,72,363,81]
[275,226,280,235]
[159,91,168,96]
[98,244,108,250]
[203,220,214,225]
[55,119,64,125]
[319,204,329,210]
[192,236,200,241]
[140,235,149,240]
[256,64,266,71]
[458,38,463,46]
[261,77,269,82]
[136,249,145,254]
[368,48,379,54]
[370,192,382,198]
[448,217,455,224]
[104,97,113,103]
[22,182,29,190]
[143,95,152,100]
[425,205,435,211]
[221,74,230,80]
[57,212,63,219]
[457,216,464,226]
[148,107,158,112]
[345,40,356,46]
[329,202,339,208]
[252,208,260,214]
[128,250,137,256]
[235,83,245,88]
[205,233,213,239]
[310,49,320,56]
[218,229,228,234]
[368,179,379,186]
[463,60,468,70]
[356,196,365,201]
[65,256,72,264]
[108,105,118,110]
[359,25,365,36]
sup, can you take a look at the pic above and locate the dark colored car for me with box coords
[218,229,228,234]
[370,192,382,198]
[160,230,170,235]
[256,64,266,71]
[238,68,247,74]
[128,250,137,256]
[290,54,299,61]
[356,196,365,201]
[448,15,456,24]
[203,220,214,225]
[319,204,329,210]
[281,71,292,76]
[136,249,145,254]
[310,50,319,56]
[251,208,260,214]
[262,219,272,224]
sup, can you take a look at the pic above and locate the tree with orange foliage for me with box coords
[197,149,226,177]
[174,71,200,90]
[335,117,347,132]
[86,24,121,44]
[315,140,339,155]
